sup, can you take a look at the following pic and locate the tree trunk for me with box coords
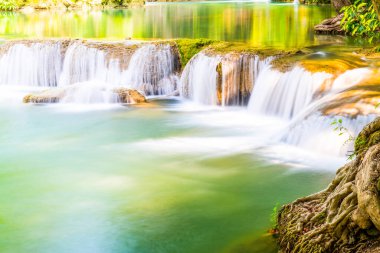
[372,0,380,21]
[332,0,351,12]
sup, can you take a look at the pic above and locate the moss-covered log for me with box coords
[278,118,380,253]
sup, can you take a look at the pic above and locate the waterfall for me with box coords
[0,42,63,87]
[221,54,273,106]
[248,66,333,119]
[180,52,272,106]
[60,81,120,104]
[125,44,180,95]
[58,42,118,87]
[0,40,180,103]
[180,53,221,105]
[269,67,375,156]
[283,114,375,156]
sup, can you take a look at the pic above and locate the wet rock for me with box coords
[113,88,147,104]
[23,88,65,103]
[23,87,147,104]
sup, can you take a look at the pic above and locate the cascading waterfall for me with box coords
[0,40,180,103]
[0,39,377,157]
[248,66,333,119]
[285,68,374,156]
[221,54,273,106]
[283,114,375,156]
[58,42,118,87]
[180,52,221,105]
[126,44,180,95]
[0,42,63,87]
[59,81,120,104]
[180,52,273,106]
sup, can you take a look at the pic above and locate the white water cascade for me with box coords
[0,40,180,103]
[180,53,221,105]
[0,42,63,87]
[282,114,375,156]
[58,42,118,87]
[251,66,375,157]
[180,52,273,106]
[59,81,120,104]
[126,44,180,95]
[248,66,333,119]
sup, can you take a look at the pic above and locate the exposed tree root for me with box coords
[315,14,344,35]
[277,118,380,253]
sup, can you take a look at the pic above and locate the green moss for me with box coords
[174,39,215,68]
[174,39,304,69]
[314,211,327,225]
[354,118,380,156]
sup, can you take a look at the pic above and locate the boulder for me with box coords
[113,88,147,104]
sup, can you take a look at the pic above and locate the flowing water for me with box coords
[0,103,336,253]
[0,2,377,253]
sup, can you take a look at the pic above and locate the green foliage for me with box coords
[0,0,18,11]
[331,118,355,159]
[270,203,280,229]
[342,0,380,41]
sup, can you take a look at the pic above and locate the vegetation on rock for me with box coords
[174,39,215,68]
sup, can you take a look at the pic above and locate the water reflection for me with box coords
[0,3,335,48]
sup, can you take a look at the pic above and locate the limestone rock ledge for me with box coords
[23,87,147,104]
[277,117,380,253]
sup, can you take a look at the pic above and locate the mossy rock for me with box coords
[173,38,308,70]
[355,117,380,156]
[174,39,215,67]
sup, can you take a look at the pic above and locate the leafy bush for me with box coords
[342,0,380,39]
[0,0,18,11]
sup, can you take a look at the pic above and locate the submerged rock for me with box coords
[277,118,380,253]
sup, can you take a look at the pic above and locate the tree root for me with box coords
[315,14,344,35]
[277,118,380,253]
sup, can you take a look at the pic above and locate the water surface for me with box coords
[0,101,335,253]
[0,2,335,47]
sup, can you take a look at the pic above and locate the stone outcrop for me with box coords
[23,88,65,103]
[113,88,146,103]
[277,118,380,253]
[23,87,147,104]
